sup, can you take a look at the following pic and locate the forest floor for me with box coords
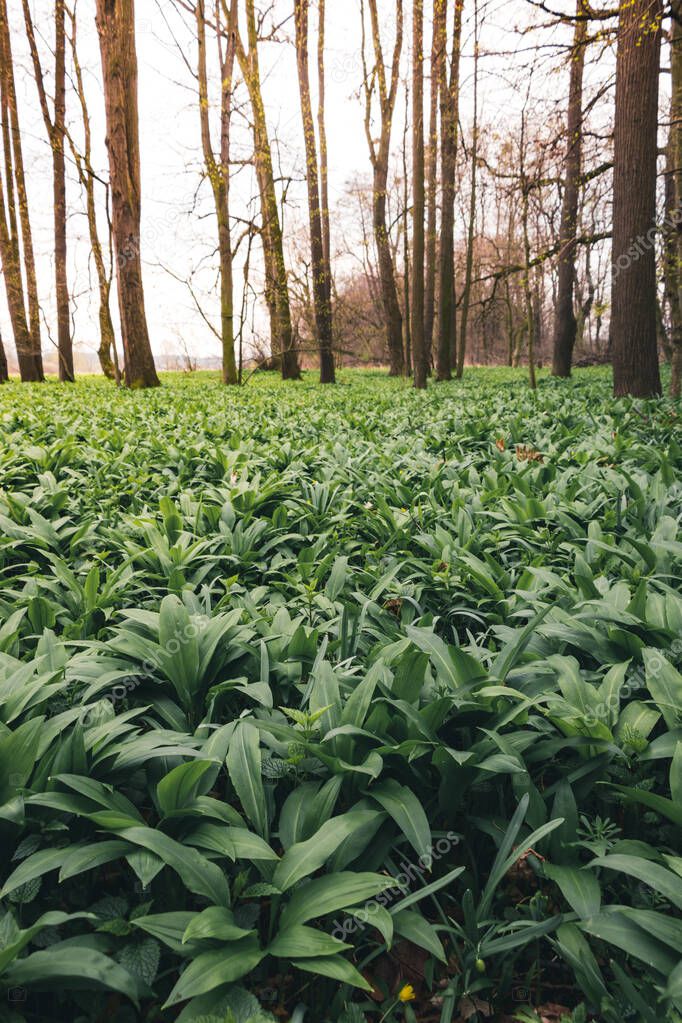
[0,368,680,1023]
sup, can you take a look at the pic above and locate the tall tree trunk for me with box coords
[424,0,443,367]
[95,0,159,389]
[318,0,330,271]
[196,0,238,385]
[22,0,74,381]
[436,0,463,381]
[551,0,588,378]
[294,0,334,383]
[456,0,479,379]
[520,119,537,389]
[67,3,118,381]
[669,3,682,399]
[402,75,412,375]
[411,0,426,389]
[610,0,662,398]
[362,0,404,375]
[236,3,300,379]
[0,0,43,381]
[0,329,7,382]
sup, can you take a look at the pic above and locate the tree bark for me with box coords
[424,0,443,367]
[668,2,682,399]
[95,0,159,389]
[456,0,479,379]
[610,0,662,398]
[551,0,588,378]
[236,2,300,379]
[362,0,404,375]
[67,3,118,381]
[436,0,463,381]
[411,0,426,389]
[196,0,238,385]
[0,0,43,381]
[0,329,7,382]
[318,0,330,272]
[22,0,73,381]
[294,0,334,383]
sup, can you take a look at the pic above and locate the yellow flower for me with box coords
[398,984,416,1003]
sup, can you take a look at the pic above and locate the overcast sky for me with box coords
[2,0,622,368]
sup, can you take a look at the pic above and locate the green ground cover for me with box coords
[0,369,680,1023]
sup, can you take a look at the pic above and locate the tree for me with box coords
[411,0,426,389]
[551,0,588,378]
[667,0,682,398]
[22,0,74,381]
[67,0,118,381]
[610,0,662,397]
[95,0,159,388]
[236,1,300,379]
[456,0,479,379]
[436,0,463,381]
[361,0,404,376]
[424,0,443,366]
[294,0,334,383]
[0,0,44,381]
[196,0,238,385]
[0,327,7,382]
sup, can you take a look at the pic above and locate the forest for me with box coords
[0,2,681,1023]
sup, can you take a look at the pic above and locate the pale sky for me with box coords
[1,0,621,369]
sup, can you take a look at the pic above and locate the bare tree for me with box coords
[0,0,44,381]
[456,0,479,379]
[95,0,159,388]
[668,0,682,398]
[424,0,443,366]
[22,0,74,380]
[196,0,238,384]
[610,0,662,397]
[318,0,330,272]
[411,0,426,388]
[236,1,300,379]
[361,0,404,375]
[436,0,463,381]
[551,0,588,378]
[67,0,118,380]
[294,0,334,383]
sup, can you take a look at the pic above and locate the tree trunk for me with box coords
[294,0,334,383]
[53,1,72,380]
[363,0,404,376]
[67,4,118,380]
[610,0,662,398]
[0,0,43,381]
[411,0,426,389]
[237,3,300,379]
[551,0,588,378]
[0,329,7,382]
[318,0,330,271]
[424,0,443,367]
[196,0,238,385]
[95,0,159,389]
[456,0,479,379]
[436,0,463,381]
[22,0,74,380]
[669,3,682,399]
